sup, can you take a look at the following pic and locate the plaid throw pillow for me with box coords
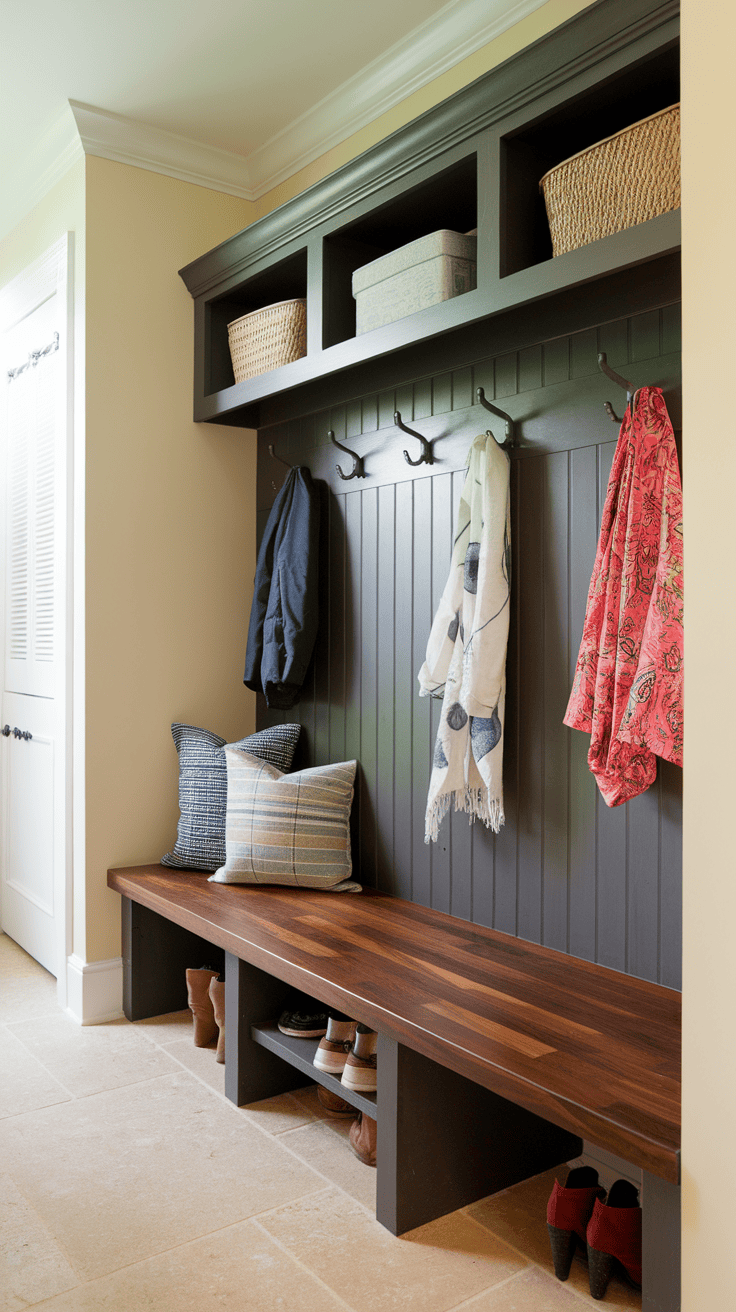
[209,750,360,892]
[161,722,301,872]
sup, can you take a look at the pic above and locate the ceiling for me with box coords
[1,0,547,239]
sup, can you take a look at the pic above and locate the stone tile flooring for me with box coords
[0,932,641,1310]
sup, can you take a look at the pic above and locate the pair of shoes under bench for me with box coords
[313,1018,377,1092]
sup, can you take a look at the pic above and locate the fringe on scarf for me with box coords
[425,787,505,844]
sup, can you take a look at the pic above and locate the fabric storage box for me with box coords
[352,230,477,335]
[227,298,306,383]
[539,103,680,257]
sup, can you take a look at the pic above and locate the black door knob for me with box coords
[1,725,10,736]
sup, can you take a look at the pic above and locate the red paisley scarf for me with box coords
[564,386,683,806]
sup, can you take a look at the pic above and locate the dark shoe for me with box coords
[341,1024,377,1093]
[316,1085,356,1117]
[278,1006,328,1038]
[185,968,219,1047]
[348,1112,377,1166]
[546,1166,606,1281]
[313,1016,356,1074]
[209,976,226,1064]
[586,1179,642,1299]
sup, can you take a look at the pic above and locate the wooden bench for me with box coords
[108,864,681,1312]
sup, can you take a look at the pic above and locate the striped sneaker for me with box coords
[341,1024,377,1092]
[313,1017,356,1074]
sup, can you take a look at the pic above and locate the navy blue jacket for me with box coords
[244,467,320,709]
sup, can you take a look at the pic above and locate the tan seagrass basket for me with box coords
[227,298,307,383]
[539,103,680,257]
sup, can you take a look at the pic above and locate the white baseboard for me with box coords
[66,953,124,1025]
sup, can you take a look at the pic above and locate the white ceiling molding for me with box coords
[68,101,255,199]
[2,105,84,242]
[4,0,548,232]
[246,0,549,196]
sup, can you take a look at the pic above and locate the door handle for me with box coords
[1,725,9,736]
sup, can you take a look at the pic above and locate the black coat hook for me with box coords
[267,442,295,490]
[329,430,365,480]
[476,388,515,447]
[394,410,433,466]
[598,353,633,424]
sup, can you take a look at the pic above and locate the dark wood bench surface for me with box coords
[108,864,681,1184]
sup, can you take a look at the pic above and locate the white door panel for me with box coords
[0,240,70,983]
[1,691,56,973]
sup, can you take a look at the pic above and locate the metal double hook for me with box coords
[329,431,365,480]
[394,411,433,466]
[598,353,636,423]
[476,388,515,448]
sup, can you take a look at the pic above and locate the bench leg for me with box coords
[121,896,224,1021]
[375,1035,582,1236]
[224,952,312,1107]
[642,1171,681,1312]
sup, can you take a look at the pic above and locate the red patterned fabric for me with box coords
[564,387,683,806]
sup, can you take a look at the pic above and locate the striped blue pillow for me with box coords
[209,750,360,891]
[161,722,301,872]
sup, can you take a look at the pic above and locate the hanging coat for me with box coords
[564,386,683,806]
[244,466,320,709]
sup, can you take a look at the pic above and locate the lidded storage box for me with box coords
[352,230,477,335]
[227,298,307,384]
[540,103,680,257]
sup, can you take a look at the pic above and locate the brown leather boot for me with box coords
[185,968,219,1046]
[209,976,226,1064]
[348,1112,377,1166]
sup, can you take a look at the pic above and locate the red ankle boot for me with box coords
[586,1179,642,1299]
[546,1166,606,1281]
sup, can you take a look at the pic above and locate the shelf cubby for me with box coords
[323,153,478,348]
[204,248,308,395]
[500,40,679,277]
[251,1022,378,1119]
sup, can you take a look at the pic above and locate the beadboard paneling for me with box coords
[255,306,682,989]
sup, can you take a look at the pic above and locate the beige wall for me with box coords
[681,0,735,1304]
[251,0,593,219]
[83,158,255,961]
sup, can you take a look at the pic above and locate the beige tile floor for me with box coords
[0,930,641,1311]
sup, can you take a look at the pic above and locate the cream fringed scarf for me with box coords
[418,433,511,843]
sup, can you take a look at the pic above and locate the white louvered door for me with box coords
[1,289,65,976]
[5,298,58,699]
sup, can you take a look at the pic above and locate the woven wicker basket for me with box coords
[227,298,307,383]
[540,103,680,257]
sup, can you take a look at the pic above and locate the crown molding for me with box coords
[245,0,550,196]
[72,0,549,202]
[68,101,255,199]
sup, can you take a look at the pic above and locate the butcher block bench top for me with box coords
[108,864,681,1184]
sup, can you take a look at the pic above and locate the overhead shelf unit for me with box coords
[179,0,679,429]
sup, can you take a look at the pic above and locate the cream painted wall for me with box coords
[84,158,255,962]
[251,0,593,219]
[681,1,735,1305]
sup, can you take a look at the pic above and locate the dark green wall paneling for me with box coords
[255,305,682,990]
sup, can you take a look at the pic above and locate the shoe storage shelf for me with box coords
[251,1023,377,1119]
[179,0,679,430]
